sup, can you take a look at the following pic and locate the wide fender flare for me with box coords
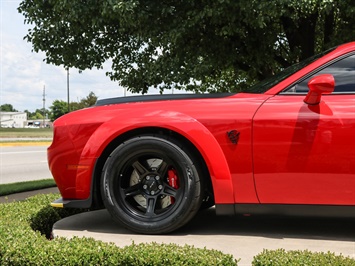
[80,110,234,204]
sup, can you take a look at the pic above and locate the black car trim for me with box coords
[95,93,236,106]
[51,197,92,209]
[215,203,355,218]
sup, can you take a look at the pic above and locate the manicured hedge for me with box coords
[253,249,355,266]
[1,194,354,265]
[0,194,238,265]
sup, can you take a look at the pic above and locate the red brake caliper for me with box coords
[168,168,179,204]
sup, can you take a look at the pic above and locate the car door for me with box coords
[252,54,355,205]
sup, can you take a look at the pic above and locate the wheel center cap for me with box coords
[142,175,163,195]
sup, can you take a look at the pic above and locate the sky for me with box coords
[0,0,165,112]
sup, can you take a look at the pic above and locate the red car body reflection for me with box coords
[48,43,355,234]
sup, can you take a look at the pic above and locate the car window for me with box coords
[244,47,336,93]
[285,54,355,94]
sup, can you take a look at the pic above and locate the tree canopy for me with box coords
[1,104,18,112]
[25,109,48,120]
[49,91,98,120]
[18,0,355,93]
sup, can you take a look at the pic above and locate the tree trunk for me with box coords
[281,11,318,61]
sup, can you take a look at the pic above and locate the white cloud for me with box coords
[0,0,177,112]
[0,1,128,112]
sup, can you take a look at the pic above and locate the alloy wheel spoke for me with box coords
[132,160,150,177]
[123,183,142,197]
[163,185,177,198]
[145,197,157,216]
[156,161,169,177]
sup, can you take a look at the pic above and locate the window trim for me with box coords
[280,52,355,95]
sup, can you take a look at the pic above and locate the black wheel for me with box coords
[101,136,203,234]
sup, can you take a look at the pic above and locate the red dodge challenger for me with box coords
[49,42,355,234]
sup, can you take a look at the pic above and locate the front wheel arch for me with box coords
[92,128,214,210]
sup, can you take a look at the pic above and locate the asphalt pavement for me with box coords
[0,144,53,184]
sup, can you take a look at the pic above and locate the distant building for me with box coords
[0,112,27,128]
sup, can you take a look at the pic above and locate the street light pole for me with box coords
[42,85,46,127]
[67,68,70,113]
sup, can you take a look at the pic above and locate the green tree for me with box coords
[49,92,98,120]
[1,104,18,112]
[49,100,68,121]
[80,91,98,108]
[18,0,355,93]
[70,91,98,111]
[25,109,50,120]
[32,111,44,120]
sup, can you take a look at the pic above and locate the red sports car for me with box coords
[49,42,355,234]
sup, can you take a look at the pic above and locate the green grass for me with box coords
[0,179,57,196]
[0,128,53,138]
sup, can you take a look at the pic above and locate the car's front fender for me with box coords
[79,109,234,204]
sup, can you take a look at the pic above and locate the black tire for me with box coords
[101,135,203,234]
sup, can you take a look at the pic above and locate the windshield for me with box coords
[244,47,336,93]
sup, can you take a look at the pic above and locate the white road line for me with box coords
[0,151,45,155]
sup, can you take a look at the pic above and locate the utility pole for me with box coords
[42,85,46,127]
[67,68,70,113]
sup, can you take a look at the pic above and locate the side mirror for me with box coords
[304,74,335,105]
